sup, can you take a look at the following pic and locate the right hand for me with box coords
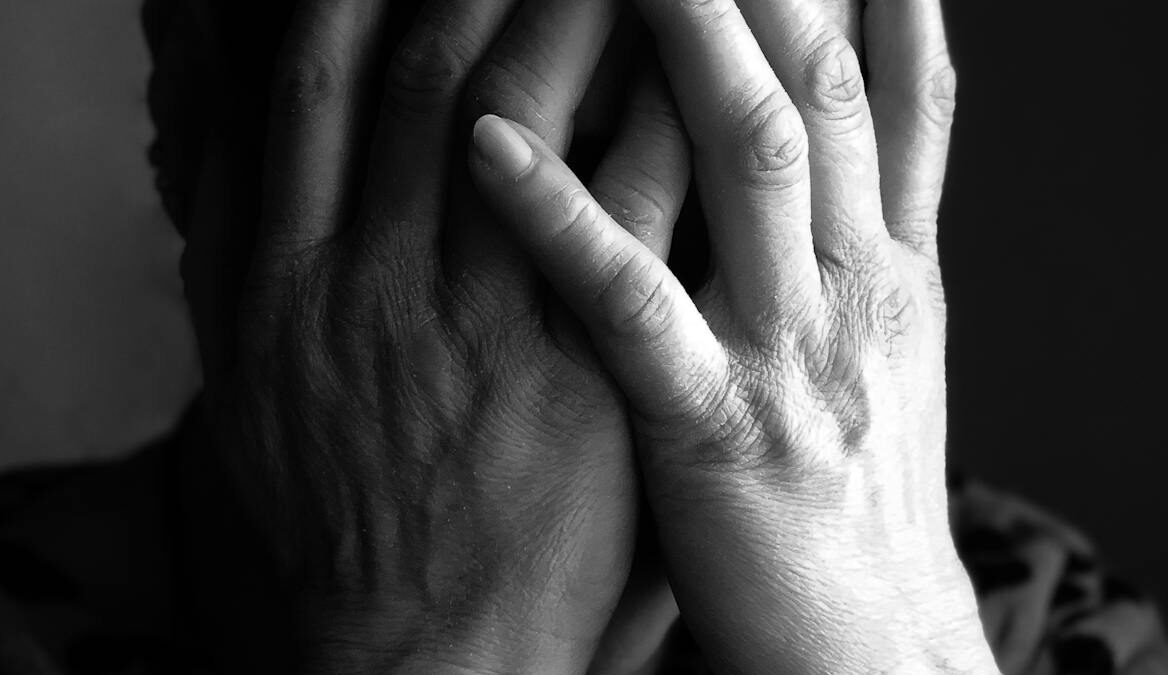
[469,0,996,672]
[178,0,690,672]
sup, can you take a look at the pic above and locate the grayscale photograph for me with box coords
[1,0,1163,672]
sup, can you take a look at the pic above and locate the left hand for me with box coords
[177,0,692,671]
[469,0,998,672]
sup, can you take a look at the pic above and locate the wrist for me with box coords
[300,634,593,675]
[675,539,999,675]
[827,557,1000,675]
[881,612,1001,675]
[295,597,597,675]
[825,571,1001,675]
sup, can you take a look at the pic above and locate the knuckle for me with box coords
[384,20,479,118]
[888,218,940,262]
[547,186,605,247]
[804,35,867,118]
[271,50,346,117]
[824,252,917,348]
[925,61,958,125]
[914,57,958,129]
[871,283,920,347]
[728,90,809,190]
[556,185,601,226]
[819,244,923,347]
[681,0,738,28]
[467,52,558,140]
[630,97,686,145]
[593,163,673,232]
[595,253,676,342]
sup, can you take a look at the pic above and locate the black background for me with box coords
[941,1,1165,608]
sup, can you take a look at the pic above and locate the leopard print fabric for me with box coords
[951,477,1168,674]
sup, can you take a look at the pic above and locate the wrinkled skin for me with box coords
[470,0,999,672]
[181,0,691,672]
[178,0,998,672]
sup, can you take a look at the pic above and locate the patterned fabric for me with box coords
[951,477,1168,674]
[0,417,1165,674]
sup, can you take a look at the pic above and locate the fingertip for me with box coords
[472,114,536,179]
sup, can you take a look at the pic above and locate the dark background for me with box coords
[1,0,1164,611]
[941,2,1166,609]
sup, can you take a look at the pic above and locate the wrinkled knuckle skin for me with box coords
[729,92,809,191]
[918,58,958,129]
[865,282,920,350]
[631,97,686,141]
[816,230,889,281]
[466,52,557,140]
[678,0,737,28]
[804,35,866,120]
[271,50,347,118]
[384,20,479,120]
[596,256,676,342]
[887,220,940,262]
[594,164,672,233]
[547,186,604,242]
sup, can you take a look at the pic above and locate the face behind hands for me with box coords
[166,0,981,673]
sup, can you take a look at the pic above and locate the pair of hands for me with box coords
[181,0,997,672]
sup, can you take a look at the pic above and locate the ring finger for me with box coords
[634,0,818,338]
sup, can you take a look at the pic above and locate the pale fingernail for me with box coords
[473,115,534,177]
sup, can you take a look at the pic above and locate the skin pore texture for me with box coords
[170,0,999,672]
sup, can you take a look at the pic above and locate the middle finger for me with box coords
[635,0,820,334]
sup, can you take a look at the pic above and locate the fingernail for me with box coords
[473,115,533,177]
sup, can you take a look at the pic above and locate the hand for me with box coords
[469,0,998,673]
[179,0,690,672]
